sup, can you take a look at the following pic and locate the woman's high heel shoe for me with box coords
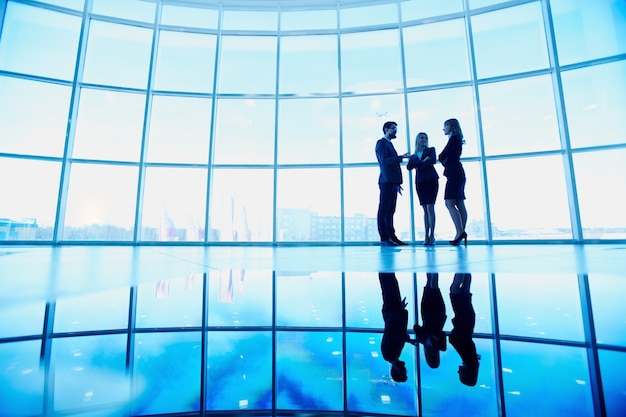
[449,232,467,246]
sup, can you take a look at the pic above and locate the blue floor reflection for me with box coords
[1,268,625,417]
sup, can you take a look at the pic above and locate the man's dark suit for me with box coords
[375,138,403,242]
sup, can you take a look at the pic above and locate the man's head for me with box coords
[382,121,397,139]
[390,360,408,383]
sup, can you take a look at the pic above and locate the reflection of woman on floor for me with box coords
[449,273,480,386]
[413,273,447,368]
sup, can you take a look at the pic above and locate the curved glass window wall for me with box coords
[0,0,625,244]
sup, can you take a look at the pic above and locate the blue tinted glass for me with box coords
[51,334,128,411]
[91,0,155,23]
[346,332,417,415]
[0,340,44,417]
[0,3,81,80]
[421,339,497,415]
[598,349,626,417]
[500,341,593,417]
[205,331,272,410]
[136,274,203,328]
[276,272,342,326]
[496,273,584,341]
[0,300,45,338]
[551,0,626,66]
[588,274,626,346]
[54,288,130,332]
[561,61,626,149]
[275,331,343,410]
[133,332,201,415]
[207,270,273,326]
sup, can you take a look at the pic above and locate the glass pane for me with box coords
[403,19,470,86]
[0,158,60,236]
[218,36,277,94]
[496,273,584,341]
[276,168,340,242]
[589,274,626,346]
[209,168,274,243]
[38,0,84,10]
[500,341,593,417]
[91,0,155,23]
[154,31,216,93]
[54,288,130,332]
[345,272,415,328]
[275,331,343,410]
[133,332,201,415]
[83,21,152,89]
[343,166,411,242]
[277,98,339,164]
[487,156,572,239]
[0,76,71,157]
[471,3,549,79]
[147,95,212,163]
[281,9,337,31]
[207,270,273,326]
[212,98,275,165]
[222,10,278,31]
[480,75,560,155]
[0,300,45,338]
[421,339,496,414]
[573,149,626,239]
[401,0,463,20]
[345,332,417,415]
[438,160,486,241]
[206,331,272,410]
[551,0,626,66]
[276,271,342,327]
[161,4,218,29]
[406,87,479,158]
[598,349,626,417]
[340,3,398,28]
[0,341,44,417]
[63,164,138,240]
[469,0,509,8]
[279,35,338,95]
[0,3,81,80]
[136,274,203,328]
[51,335,128,411]
[561,61,626,149]
[73,88,145,162]
[140,167,207,242]
[341,29,403,93]
[342,94,407,164]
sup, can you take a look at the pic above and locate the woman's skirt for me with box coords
[416,178,439,206]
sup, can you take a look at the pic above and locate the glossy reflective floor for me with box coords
[1,244,625,417]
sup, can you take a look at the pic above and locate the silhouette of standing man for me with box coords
[376,121,410,246]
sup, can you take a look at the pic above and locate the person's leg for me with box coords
[422,205,429,243]
[426,204,436,243]
[378,183,396,242]
[377,184,390,241]
[445,199,463,238]
[457,199,467,232]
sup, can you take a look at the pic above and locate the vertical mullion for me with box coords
[489,272,506,417]
[577,273,606,417]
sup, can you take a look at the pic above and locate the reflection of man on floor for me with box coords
[449,273,480,386]
[413,273,447,368]
[378,272,415,383]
